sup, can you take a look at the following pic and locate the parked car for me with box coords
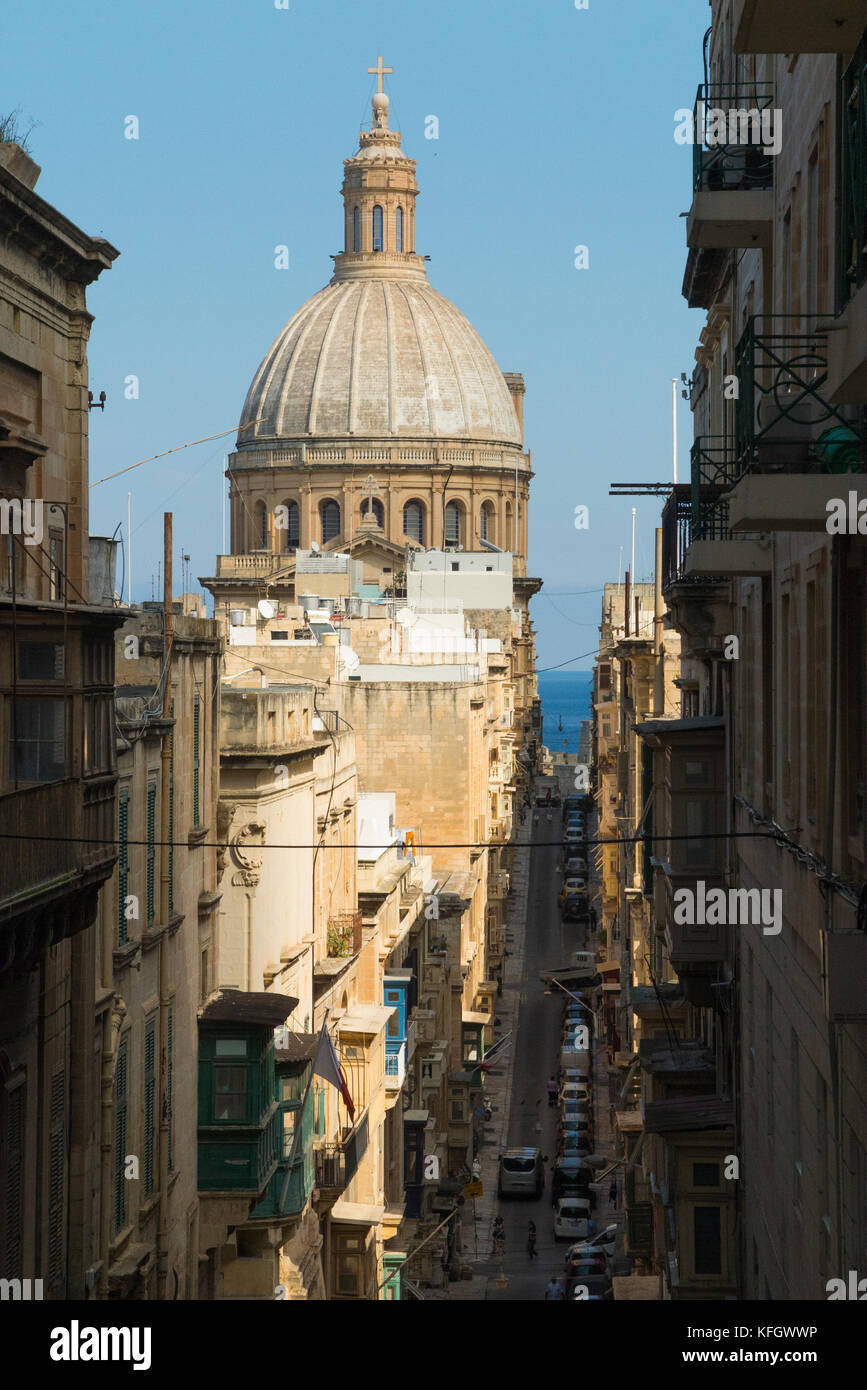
[567,1224,620,1264]
[560,1082,591,1104]
[554,1198,593,1241]
[559,1136,593,1159]
[551,1158,595,1205]
[558,877,588,905]
[565,1255,608,1279]
[565,856,589,874]
[562,893,590,922]
[498,1147,545,1198]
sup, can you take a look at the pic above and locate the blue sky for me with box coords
[6,0,708,667]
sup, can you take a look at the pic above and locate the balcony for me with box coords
[686,86,774,252]
[327,910,363,958]
[828,33,867,402]
[680,438,771,577]
[732,0,865,54]
[385,1040,407,1090]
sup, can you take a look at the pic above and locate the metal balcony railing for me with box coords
[838,30,867,312]
[734,316,863,475]
[314,1144,346,1189]
[692,84,776,193]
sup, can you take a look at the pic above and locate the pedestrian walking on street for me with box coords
[491,1216,505,1258]
[547,1075,558,1107]
[527,1221,538,1260]
[608,1176,618,1205]
[544,1276,565,1300]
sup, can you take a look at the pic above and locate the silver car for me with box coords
[498,1147,545,1198]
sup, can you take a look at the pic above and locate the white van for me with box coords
[554,1197,593,1240]
[498,1147,545,1198]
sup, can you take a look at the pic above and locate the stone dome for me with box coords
[238,277,522,447]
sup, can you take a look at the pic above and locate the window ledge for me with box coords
[113,941,141,969]
[141,913,184,951]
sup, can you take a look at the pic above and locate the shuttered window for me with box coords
[168,704,175,914]
[117,789,130,944]
[47,1071,66,1289]
[2,1081,25,1278]
[193,694,201,827]
[146,782,157,925]
[144,1019,156,1195]
[167,1006,174,1172]
[114,1039,128,1233]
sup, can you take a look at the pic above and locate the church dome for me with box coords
[238,278,522,447]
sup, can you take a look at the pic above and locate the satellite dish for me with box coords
[341,648,360,672]
[395,608,417,627]
[258,599,278,619]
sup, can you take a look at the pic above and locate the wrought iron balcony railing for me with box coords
[838,30,867,312]
[734,315,863,476]
[692,84,776,193]
[326,910,363,958]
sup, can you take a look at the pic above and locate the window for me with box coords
[352,206,360,252]
[144,1018,156,1195]
[480,501,495,543]
[167,1005,174,1172]
[692,1163,720,1187]
[214,1065,247,1121]
[18,642,64,681]
[445,500,461,546]
[321,499,340,545]
[193,693,201,826]
[117,789,130,945]
[372,205,383,252]
[146,781,157,926]
[693,1205,722,1275]
[48,529,64,601]
[255,502,268,549]
[280,499,299,550]
[11,698,67,783]
[335,1231,364,1295]
[396,206,403,252]
[403,499,424,544]
[113,1038,128,1234]
[84,694,113,775]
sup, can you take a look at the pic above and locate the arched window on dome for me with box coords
[255,501,268,550]
[480,501,495,545]
[444,500,462,547]
[353,207,360,253]
[362,498,384,528]
[278,499,300,552]
[396,206,404,253]
[403,499,424,545]
[320,499,341,545]
[505,499,514,548]
[372,205,384,253]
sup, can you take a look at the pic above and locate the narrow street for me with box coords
[444,764,620,1301]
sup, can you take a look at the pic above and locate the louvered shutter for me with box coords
[144,1020,155,1195]
[117,790,129,944]
[47,1071,66,1288]
[146,782,156,925]
[193,694,201,826]
[2,1083,25,1278]
[114,1040,127,1233]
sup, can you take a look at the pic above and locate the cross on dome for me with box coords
[367,55,393,95]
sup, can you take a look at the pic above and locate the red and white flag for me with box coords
[313,1024,355,1121]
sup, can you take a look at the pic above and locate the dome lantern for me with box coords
[333,56,424,281]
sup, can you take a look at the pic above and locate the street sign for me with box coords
[463,1181,483,1200]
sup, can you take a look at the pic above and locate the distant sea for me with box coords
[538,669,593,755]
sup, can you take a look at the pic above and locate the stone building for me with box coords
[0,139,122,1297]
[616,5,867,1299]
[89,592,222,1299]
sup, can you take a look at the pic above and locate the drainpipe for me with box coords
[157,513,173,1298]
[98,998,127,1297]
[823,538,844,1275]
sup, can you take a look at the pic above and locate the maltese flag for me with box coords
[313,1024,354,1122]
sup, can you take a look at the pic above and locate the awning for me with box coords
[330,1199,386,1226]
[338,1005,394,1035]
[462,1010,489,1026]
